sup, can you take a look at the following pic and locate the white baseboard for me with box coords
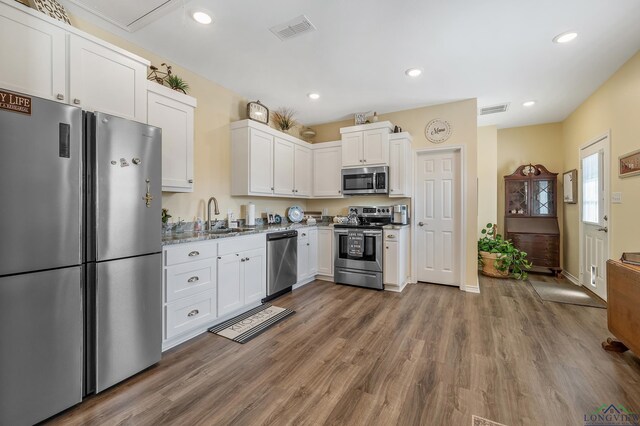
[463,285,481,294]
[562,271,580,286]
[384,280,409,293]
[315,274,334,282]
[293,276,316,290]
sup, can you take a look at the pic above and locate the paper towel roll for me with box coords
[246,203,256,226]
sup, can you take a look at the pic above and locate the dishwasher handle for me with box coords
[267,230,298,241]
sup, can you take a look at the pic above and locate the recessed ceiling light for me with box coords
[523,100,536,107]
[308,93,320,100]
[405,68,422,78]
[192,11,212,25]
[553,31,577,44]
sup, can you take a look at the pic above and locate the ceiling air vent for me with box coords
[479,103,510,116]
[270,15,317,41]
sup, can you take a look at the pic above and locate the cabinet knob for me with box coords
[73,98,81,105]
[188,179,194,183]
[388,235,396,239]
[187,276,199,283]
[338,190,341,194]
[56,94,64,100]
[245,257,250,261]
[386,246,389,249]
[271,187,274,191]
[187,309,199,317]
[241,258,245,262]
[307,243,310,246]
[188,251,200,257]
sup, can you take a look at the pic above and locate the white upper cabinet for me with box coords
[0,2,66,102]
[312,142,343,198]
[340,121,393,167]
[0,1,149,122]
[147,83,197,192]
[389,132,413,197]
[273,137,295,196]
[341,132,363,167]
[68,34,148,122]
[294,144,312,197]
[249,129,275,195]
[231,120,315,198]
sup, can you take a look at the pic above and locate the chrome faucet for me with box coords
[207,197,220,230]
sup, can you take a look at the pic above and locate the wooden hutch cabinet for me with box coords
[504,164,561,275]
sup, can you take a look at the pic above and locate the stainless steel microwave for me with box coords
[341,166,388,195]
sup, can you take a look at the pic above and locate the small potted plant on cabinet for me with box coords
[478,223,532,280]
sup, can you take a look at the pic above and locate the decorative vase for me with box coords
[479,251,509,278]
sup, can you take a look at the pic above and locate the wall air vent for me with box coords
[479,103,510,116]
[270,15,317,41]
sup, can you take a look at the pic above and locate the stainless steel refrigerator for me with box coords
[0,89,162,425]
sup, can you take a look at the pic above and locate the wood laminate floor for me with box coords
[48,276,640,426]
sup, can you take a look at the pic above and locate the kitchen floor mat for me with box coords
[208,303,295,343]
[529,280,606,308]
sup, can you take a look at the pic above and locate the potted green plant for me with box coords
[478,223,532,280]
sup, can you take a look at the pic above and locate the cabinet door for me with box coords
[0,3,66,102]
[273,137,295,196]
[317,229,333,276]
[249,129,274,195]
[308,228,318,276]
[242,248,266,305]
[294,144,313,197]
[341,132,363,167]
[389,139,403,195]
[148,90,194,192]
[313,146,343,197]
[68,35,147,122]
[297,234,309,282]
[362,128,389,165]
[383,241,399,285]
[217,254,243,317]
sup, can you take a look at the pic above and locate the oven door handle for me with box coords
[335,229,382,236]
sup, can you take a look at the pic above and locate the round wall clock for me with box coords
[425,118,452,144]
[247,100,269,125]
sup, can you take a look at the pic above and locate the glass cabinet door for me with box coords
[506,180,529,215]
[532,179,555,216]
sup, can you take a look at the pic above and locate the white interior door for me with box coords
[580,136,609,300]
[415,150,460,286]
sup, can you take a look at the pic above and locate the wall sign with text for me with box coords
[425,118,452,144]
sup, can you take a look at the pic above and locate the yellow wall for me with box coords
[496,123,564,265]
[308,99,480,289]
[477,126,498,234]
[71,17,306,223]
[562,50,640,278]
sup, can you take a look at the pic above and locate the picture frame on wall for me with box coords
[27,0,71,25]
[563,169,577,203]
[619,148,640,178]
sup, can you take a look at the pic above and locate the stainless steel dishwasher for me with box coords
[265,230,298,301]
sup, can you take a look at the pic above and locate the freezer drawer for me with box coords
[0,267,83,426]
[93,254,162,393]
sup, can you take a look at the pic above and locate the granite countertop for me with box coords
[162,222,333,246]
[383,223,410,230]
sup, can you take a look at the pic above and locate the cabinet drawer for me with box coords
[165,290,216,339]
[218,234,265,256]
[384,230,399,241]
[164,241,217,266]
[165,259,216,302]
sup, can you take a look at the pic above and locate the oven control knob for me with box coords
[377,209,381,212]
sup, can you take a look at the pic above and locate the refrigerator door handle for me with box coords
[142,179,153,208]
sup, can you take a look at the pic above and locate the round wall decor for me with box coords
[425,118,452,144]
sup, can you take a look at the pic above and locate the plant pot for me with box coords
[479,251,510,278]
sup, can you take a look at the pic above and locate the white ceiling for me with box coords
[60,0,640,129]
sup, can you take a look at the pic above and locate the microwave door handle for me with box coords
[372,172,378,193]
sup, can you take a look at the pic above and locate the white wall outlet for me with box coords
[612,192,622,203]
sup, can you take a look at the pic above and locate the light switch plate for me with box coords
[612,192,622,203]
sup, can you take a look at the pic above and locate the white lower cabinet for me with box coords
[162,234,266,351]
[383,227,410,292]
[217,235,266,317]
[317,228,334,278]
[296,227,318,285]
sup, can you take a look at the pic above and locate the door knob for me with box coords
[597,227,608,233]
[418,222,424,226]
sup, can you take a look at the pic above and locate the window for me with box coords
[582,152,601,224]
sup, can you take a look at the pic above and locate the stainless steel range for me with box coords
[333,206,393,290]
